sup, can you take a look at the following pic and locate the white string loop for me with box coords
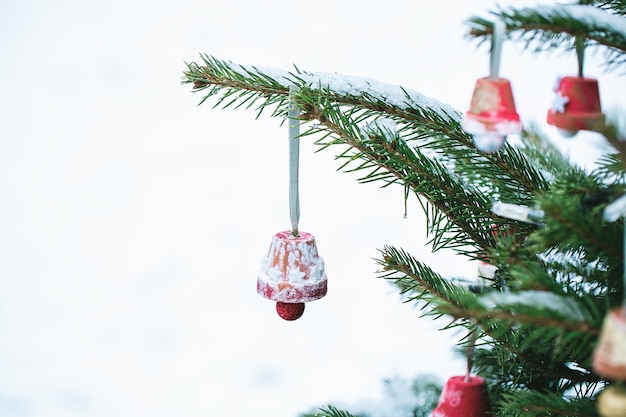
[490,20,506,79]
[288,87,300,235]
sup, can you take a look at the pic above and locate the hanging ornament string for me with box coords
[403,183,409,219]
[576,0,590,77]
[575,36,586,77]
[489,19,506,80]
[288,87,300,236]
[465,328,478,382]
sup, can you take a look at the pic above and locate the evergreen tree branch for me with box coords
[309,405,359,417]
[444,307,599,338]
[531,170,624,262]
[377,245,482,312]
[467,4,626,70]
[378,245,599,335]
[500,390,597,417]
[598,0,626,15]
[300,103,494,252]
[184,56,554,256]
[597,114,626,167]
[377,244,600,388]
[518,125,574,175]
[474,317,599,387]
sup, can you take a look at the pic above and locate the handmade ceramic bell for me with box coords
[547,76,605,137]
[431,375,490,417]
[257,231,327,320]
[461,20,521,153]
[593,307,626,379]
[462,77,522,153]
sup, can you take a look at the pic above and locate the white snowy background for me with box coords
[0,1,622,417]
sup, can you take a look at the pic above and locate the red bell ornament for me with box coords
[547,76,605,137]
[258,90,328,321]
[257,231,327,321]
[461,20,521,153]
[462,77,521,153]
[432,376,490,417]
[592,307,626,379]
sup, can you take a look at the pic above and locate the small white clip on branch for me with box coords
[491,202,545,225]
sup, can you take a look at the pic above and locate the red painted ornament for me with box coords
[431,376,490,417]
[593,307,626,379]
[547,76,605,137]
[257,231,327,320]
[276,302,305,321]
[461,77,522,153]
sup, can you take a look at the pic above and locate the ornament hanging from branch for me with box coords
[256,88,328,321]
[461,20,521,153]
[432,325,490,417]
[546,38,605,137]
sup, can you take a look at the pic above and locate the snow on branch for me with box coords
[468,4,626,56]
[186,56,461,123]
[524,4,626,42]
[479,290,588,322]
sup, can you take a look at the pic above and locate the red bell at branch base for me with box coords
[431,375,490,417]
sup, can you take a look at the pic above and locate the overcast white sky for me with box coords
[0,1,622,417]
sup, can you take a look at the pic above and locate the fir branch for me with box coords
[500,390,597,417]
[478,318,599,386]
[378,245,599,387]
[598,0,626,15]
[518,125,574,176]
[380,239,599,337]
[597,112,626,167]
[377,245,474,311]
[184,55,462,125]
[304,107,494,251]
[532,171,624,263]
[474,343,598,403]
[185,56,556,255]
[467,4,626,70]
[300,96,546,256]
[444,307,599,337]
[311,405,359,417]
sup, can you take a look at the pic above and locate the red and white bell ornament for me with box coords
[547,76,605,137]
[461,20,521,153]
[592,307,626,380]
[431,376,490,417]
[257,231,328,320]
[462,77,522,153]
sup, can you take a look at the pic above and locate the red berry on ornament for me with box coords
[276,302,305,321]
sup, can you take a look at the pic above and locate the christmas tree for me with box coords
[183,2,626,417]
